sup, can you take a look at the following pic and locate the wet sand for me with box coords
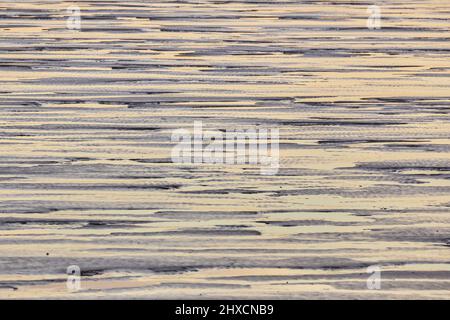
[0,0,449,299]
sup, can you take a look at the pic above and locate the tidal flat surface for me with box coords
[0,0,449,299]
